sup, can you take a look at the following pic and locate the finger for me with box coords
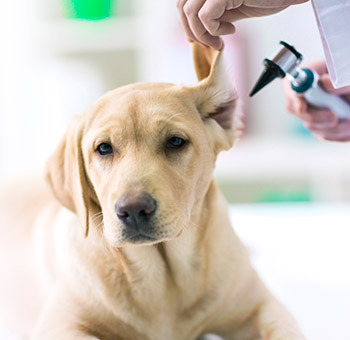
[184,0,223,49]
[199,9,236,36]
[177,0,201,44]
[282,78,307,115]
[302,109,338,129]
[286,96,307,115]
[196,32,223,50]
[205,21,236,36]
[283,82,307,115]
[178,13,199,44]
[199,0,240,35]
[209,21,236,36]
[216,22,236,35]
[183,0,210,39]
[309,120,350,142]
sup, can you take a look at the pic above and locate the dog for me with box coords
[0,44,306,340]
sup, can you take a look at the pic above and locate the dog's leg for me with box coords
[255,295,306,340]
[31,287,148,340]
[221,287,306,340]
[31,288,101,340]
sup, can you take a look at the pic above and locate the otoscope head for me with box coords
[249,41,303,97]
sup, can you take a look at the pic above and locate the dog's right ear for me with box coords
[45,115,91,237]
[189,43,243,153]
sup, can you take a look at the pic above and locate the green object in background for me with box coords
[257,188,312,203]
[64,0,117,20]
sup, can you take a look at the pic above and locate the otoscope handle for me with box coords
[292,69,350,120]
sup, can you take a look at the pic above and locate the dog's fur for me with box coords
[0,45,306,340]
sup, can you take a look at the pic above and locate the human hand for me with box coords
[177,0,309,49]
[283,60,350,142]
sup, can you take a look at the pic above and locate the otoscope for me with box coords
[250,41,350,120]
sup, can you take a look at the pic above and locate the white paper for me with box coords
[311,0,350,88]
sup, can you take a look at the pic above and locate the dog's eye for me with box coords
[165,137,187,150]
[96,142,113,156]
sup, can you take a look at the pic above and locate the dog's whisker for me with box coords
[90,211,104,227]
[91,211,103,221]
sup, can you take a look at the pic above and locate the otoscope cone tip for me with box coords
[249,86,261,97]
[250,68,280,97]
[250,58,286,97]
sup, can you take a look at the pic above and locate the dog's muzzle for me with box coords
[115,193,158,243]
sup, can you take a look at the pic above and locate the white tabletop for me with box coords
[230,203,350,340]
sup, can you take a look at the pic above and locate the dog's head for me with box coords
[46,44,242,247]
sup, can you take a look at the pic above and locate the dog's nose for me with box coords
[116,194,156,228]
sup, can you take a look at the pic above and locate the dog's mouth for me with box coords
[121,227,163,245]
[125,232,159,244]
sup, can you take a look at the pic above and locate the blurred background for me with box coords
[0,1,349,339]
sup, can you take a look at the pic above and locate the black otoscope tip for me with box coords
[249,69,277,97]
[249,59,286,97]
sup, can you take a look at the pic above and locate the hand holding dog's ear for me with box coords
[177,0,309,50]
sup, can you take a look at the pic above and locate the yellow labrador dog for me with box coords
[0,44,306,340]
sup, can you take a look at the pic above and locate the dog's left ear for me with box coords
[190,43,242,153]
[45,115,95,237]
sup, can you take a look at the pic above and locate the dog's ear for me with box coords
[190,43,242,153]
[45,115,92,237]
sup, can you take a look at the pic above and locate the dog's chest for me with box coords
[117,281,224,340]
[106,243,228,340]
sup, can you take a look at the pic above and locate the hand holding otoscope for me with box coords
[250,41,350,142]
[283,60,350,142]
